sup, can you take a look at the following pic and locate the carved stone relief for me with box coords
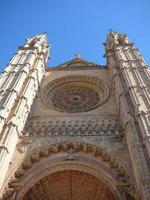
[24,118,122,139]
[41,76,109,113]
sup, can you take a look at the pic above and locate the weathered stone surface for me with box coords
[0,31,149,200]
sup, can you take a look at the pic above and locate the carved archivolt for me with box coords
[2,142,138,200]
[41,76,109,113]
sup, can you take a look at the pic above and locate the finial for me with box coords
[75,54,81,59]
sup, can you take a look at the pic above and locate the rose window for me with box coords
[41,76,109,113]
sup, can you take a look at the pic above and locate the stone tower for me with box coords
[0,31,149,200]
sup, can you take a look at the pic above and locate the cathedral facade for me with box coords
[0,31,149,200]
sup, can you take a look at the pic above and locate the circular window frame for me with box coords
[41,76,110,113]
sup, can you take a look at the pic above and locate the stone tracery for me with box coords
[52,86,100,112]
[41,76,109,113]
[24,118,123,138]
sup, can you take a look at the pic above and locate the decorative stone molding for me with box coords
[41,76,109,113]
[16,137,31,153]
[24,118,123,139]
[46,56,106,71]
[2,142,137,200]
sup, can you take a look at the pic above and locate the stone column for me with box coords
[105,31,150,200]
[0,34,50,191]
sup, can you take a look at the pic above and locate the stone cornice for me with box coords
[46,57,106,71]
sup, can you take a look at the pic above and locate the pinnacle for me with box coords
[108,29,128,38]
[74,54,81,59]
[26,32,48,43]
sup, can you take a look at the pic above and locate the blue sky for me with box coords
[0,0,150,70]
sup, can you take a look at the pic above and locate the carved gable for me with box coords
[48,56,105,70]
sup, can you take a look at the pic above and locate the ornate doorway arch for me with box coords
[2,142,137,200]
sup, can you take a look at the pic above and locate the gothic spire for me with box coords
[24,33,50,61]
[105,30,133,50]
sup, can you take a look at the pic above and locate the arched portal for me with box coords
[23,170,116,200]
[2,142,136,200]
